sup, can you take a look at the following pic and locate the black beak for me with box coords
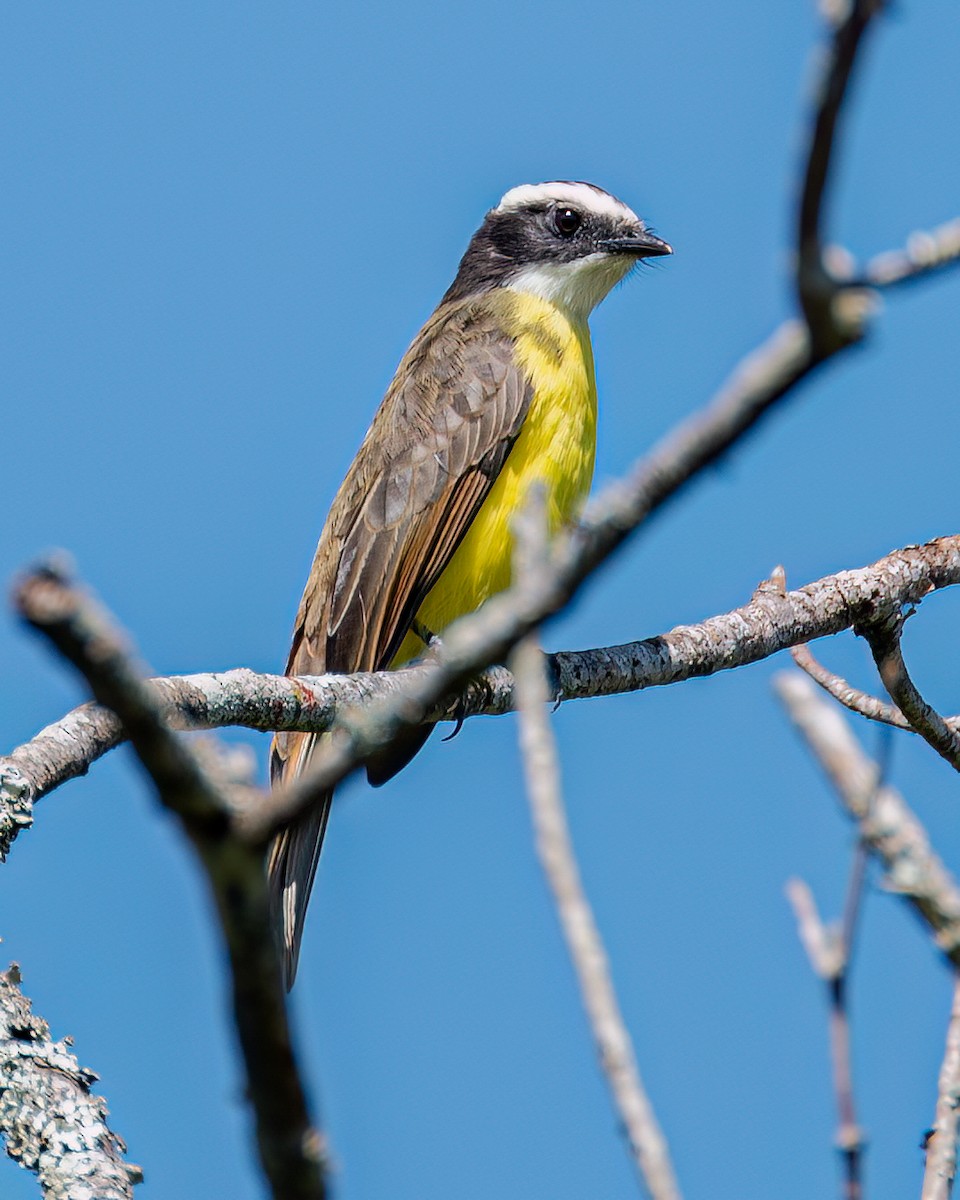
[598,229,673,258]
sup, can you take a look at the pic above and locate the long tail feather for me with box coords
[267,732,331,989]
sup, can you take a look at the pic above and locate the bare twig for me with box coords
[785,725,884,1200]
[797,0,883,346]
[833,856,868,1200]
[775,673,960,965]
[793,643,960,740]
[865,218,960,289]
[512,631,681,1200]
[860,607,960,773]
[0,962,142,1199]
[792,644,909,729]
[787,878,845,979]
[923,975,960,1200]
[12,566,326,1200]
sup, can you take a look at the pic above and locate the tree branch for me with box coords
[6,534,960,852]
[796,0,883,346]
[774,673,960,965]
[785,724,883,1200]
[791,644,909,730]
[923,975,960,1200]
[864,217,960,289]
[0,962,142,1199]
[859,607,960,773]
[12,566,326,1200]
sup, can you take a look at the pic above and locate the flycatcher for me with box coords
[270,181,671,985]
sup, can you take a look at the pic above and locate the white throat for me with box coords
[505,253,634,321]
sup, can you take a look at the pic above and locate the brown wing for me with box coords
[268,293,533,986]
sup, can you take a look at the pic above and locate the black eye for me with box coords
[553,207,582,237]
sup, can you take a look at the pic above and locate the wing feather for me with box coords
[268,293,533,986]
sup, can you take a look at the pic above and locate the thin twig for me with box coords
[12,566,326,1200]
[864,218,960,289]
[787,878,845,979]
[792,644,910,729]
[793,644,960,741]
[797,0,883,346]
[860,607,960,773]
[775,673,960,965]
[833,815,875,1200]
[923,975,960,1200]
[786,836,872,1200]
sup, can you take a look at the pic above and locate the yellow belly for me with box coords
[393,290,597,665]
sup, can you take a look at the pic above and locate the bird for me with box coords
[269,181,671,986]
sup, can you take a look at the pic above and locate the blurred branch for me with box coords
[787,878,844,979]
[775,673,960,965]
[860,606,960,773]
[923,975,960,1200]
[7,534,960,851]
[0,962,142,1199]
[797,0,883,348]
[785,728,884,1200]
[512,629,681,1200]
[786,876,867,1200]
[510,494,681,1200]
[864,218,960,289]
[12,566,326,1200]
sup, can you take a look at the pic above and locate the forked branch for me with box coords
[11,567,326,1200]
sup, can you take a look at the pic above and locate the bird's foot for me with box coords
[441,692,469,742]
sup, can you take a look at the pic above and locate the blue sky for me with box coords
[3,2,960,1197]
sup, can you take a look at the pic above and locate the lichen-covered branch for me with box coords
[775,673,960,965]
[0,963,142,1199]
[6,533,960,853]
[12,567,326,1200]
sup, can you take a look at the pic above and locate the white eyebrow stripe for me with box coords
[495,181,638,224]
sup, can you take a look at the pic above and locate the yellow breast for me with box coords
[395,290,597,663]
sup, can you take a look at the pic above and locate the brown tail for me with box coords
[268,722,435,988]
[267,731,332,989]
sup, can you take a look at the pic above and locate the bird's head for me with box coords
[444,181,671,318]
